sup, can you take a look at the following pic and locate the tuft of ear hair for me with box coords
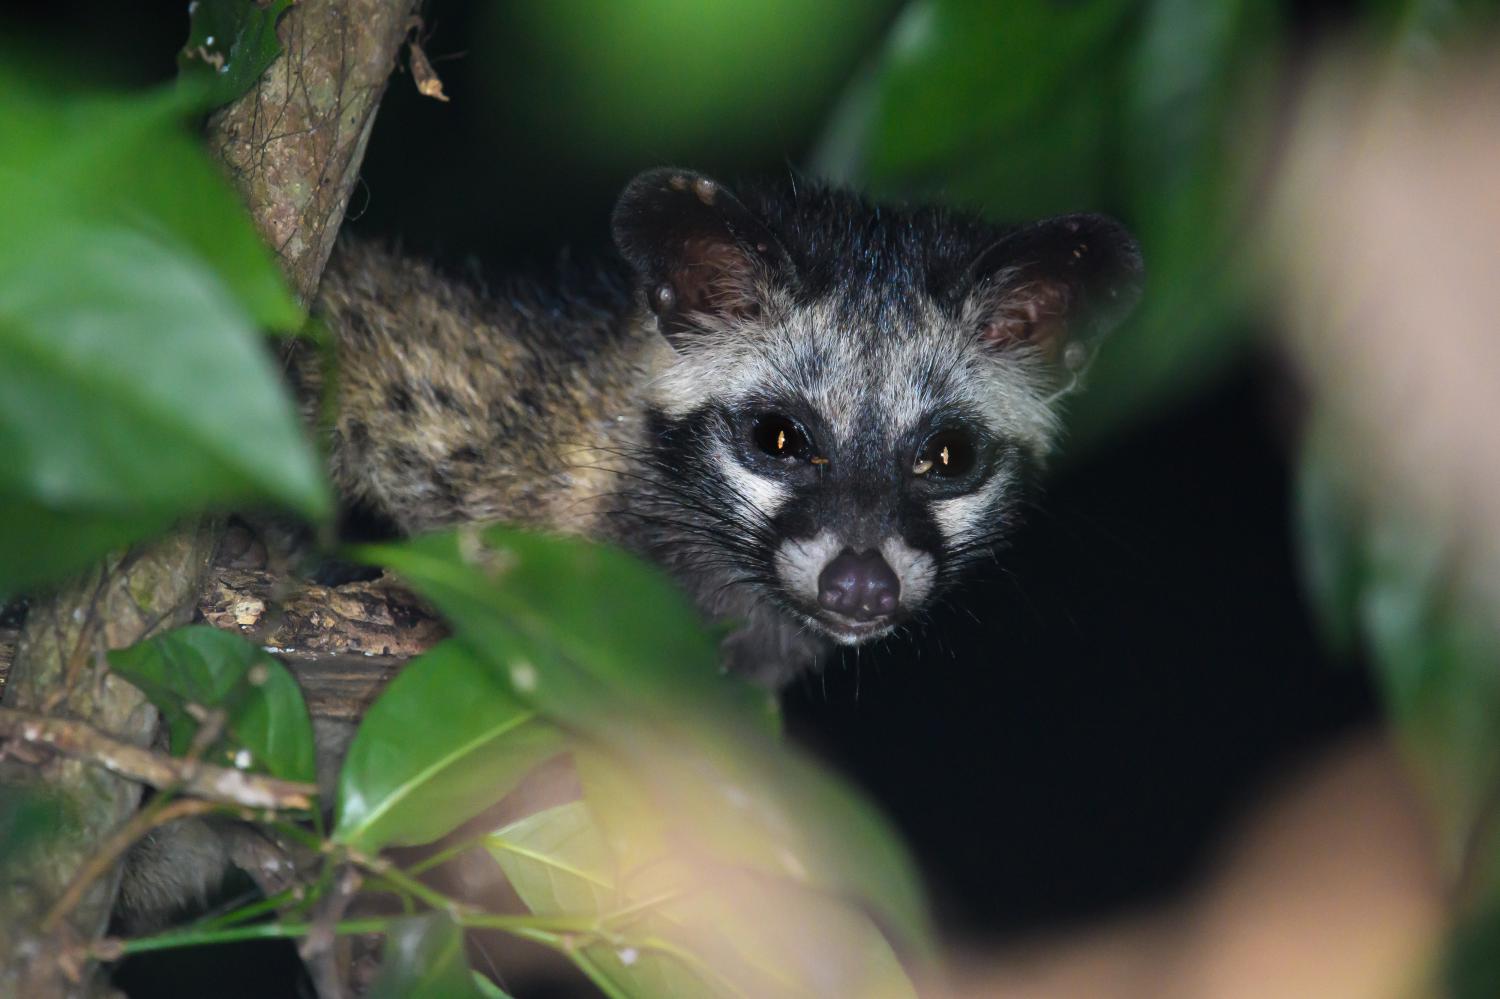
[611,168,792,345]
[960,213,1143,362]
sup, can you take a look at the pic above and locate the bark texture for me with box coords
[0,3,416,994]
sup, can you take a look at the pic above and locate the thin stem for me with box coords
[354,853,469,915]
[405,832,494,877]
[105,911,592,958]
[195,887,300,932]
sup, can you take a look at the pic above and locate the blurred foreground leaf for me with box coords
[367,913,488,999]
[491,801,918,999]
[1297,433,1500,906]
[334,640,567,852]
[109,626,315,784]
[178,0,295,112]
[0,75,325,596]
[358,527,931,961]
[356,529,777,742]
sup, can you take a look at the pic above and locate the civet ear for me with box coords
[612,168,792,345]
[959,213,1143,361]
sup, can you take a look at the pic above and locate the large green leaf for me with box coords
[334,640,568,852]
[367,913,487,999]
[0,77,301,332]
[0,75,325,595]
[108,626,315,784]
[490,801,918,999]
[0,223,325,595]
[178,0,295,113]
[355,529,777,742]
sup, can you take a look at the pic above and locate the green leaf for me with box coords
[355,529,778,742]
[1067,0,1279,448]
[470,972,518,999]
[0,77,302,332]
[491,802,918,999]
[487,800,618,915]
[0,498,175,600]
[0,223,326,595]
[0,74,325,595]
[108,626,315,784]
[1296,430,1500,902]
[1448,898,1500,999]
[178,0,295,113]
[367,913,486,999]
[334,641,568,852]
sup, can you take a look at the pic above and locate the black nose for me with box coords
[817,549,900,621]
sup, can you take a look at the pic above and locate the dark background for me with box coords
[11,0,1377,992]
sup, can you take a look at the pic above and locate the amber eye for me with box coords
[913,430,976,479]
[752,413,810,461]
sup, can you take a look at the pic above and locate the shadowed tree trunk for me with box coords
[0,3,417,994]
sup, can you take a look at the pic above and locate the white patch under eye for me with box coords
[880,536,936,609]
[714,441,789,517]
[931,491,992,546]
[774,529,843,603]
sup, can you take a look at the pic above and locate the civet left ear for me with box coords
[611,167,793,348]
[958,213,1143,360]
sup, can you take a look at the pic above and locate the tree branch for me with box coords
[0,707,318,811]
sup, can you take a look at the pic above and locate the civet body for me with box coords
[311,169,1143,685]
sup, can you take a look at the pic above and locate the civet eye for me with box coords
[752,413,811,461]
[912,430,976,479]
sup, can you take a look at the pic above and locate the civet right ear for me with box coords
[958,213,1144,360]
[612,168,793,347]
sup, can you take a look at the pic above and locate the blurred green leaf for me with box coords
[1448,897,1500,999]
[0,78,302,331]
[367,913,486,999]
[0,75,324,595]
[108,626,315,784]
[1366,0,1500,58]
[178,0,294,112]
[470,973,517,999]
[488,800,616,915]
[359,528,931,959]
[0,223,326,596]
[1070,0,1279,446]
[491,801,918,999]
[334,640,568,852]
[1297,431,1500,904]
[480,1,899,169]
[828,0,1132,209]
[817,0,1281,448]
[355,529,778,742]
[469,972,516,999]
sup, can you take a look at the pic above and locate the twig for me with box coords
[0,706,317,810]
[300,864,363,999]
